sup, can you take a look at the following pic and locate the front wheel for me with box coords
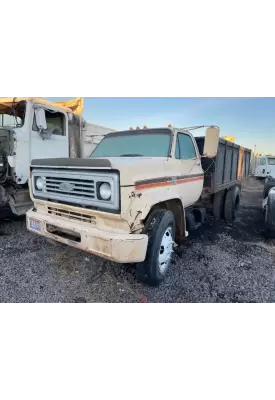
[136,210,176,286]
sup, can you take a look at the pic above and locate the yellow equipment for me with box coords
[222,136,235,143]
[0,97,84,116]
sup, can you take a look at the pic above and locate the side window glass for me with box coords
[175,133,196,160]
[33,110,65,136]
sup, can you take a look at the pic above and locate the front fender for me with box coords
[121,186,183,231]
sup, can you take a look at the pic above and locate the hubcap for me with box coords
[158,226,173,274]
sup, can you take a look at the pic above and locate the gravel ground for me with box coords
[0,178,275,303]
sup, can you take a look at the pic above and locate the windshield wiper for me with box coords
[120,153,143,157]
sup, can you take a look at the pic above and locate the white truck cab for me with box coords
[0,98,85,217]
[253,156,275,179]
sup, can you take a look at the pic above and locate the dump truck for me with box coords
[26,125,251,286]
[0,97,115,219]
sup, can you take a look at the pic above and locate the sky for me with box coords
[46,98,275,154]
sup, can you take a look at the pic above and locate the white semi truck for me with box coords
[0,97,115,219]
[252,155,275,179]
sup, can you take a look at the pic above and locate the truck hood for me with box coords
[31,157,168,186]
[106,157,167,186]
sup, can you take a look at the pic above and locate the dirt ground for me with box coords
[0,178,275,303]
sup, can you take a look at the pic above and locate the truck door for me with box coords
[262,158,267,176]
[255,158,263,177]
[30,107,69,161]
[267,157,275,178]
[174,132,204,206]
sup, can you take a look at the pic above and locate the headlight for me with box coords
[98,182,111,200]
[35,177,44,191]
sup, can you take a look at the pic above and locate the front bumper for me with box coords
[26,210,148,263]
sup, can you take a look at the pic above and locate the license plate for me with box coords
[29,218,41,232]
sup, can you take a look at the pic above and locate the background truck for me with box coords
[26,125,251,286]
[0,97,115,219]
[252,155,275,179]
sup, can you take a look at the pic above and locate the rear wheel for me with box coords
[213,190,225,219]
[224,186,240,222]
[185,212,196,232]
[136,210,176,286]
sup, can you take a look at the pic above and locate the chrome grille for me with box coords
[45,176,96,199]
[32,168,120,210]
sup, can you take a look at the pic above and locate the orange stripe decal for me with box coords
[135,181,173,190]
[135,176,204,190]
[176,176,204,184]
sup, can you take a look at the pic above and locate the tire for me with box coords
[213,190,225,219]
[185,212,196,232]
[264,191,275,239]
[224,186,240,223]
[193,208,206,224]
[0,205,23,221]
[136,210,176,286]
[263,177,275,199]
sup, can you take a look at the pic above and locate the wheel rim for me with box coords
[158,226,173,274]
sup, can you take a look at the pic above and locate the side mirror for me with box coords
[203,127,220,157]
[34,108,47,132]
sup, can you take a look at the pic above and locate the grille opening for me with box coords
[48,207,96,224]
[46,224,81,243]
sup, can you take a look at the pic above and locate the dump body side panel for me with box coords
[195,136,251,194]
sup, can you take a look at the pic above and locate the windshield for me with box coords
[90,130,172,158]
[268,158,275,165]
[0,101,25,128]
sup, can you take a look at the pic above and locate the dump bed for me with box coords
[195,136,251,194]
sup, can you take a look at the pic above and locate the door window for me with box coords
[260,158,266,166]
[175,133,197,160]
[33,110,65,136]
